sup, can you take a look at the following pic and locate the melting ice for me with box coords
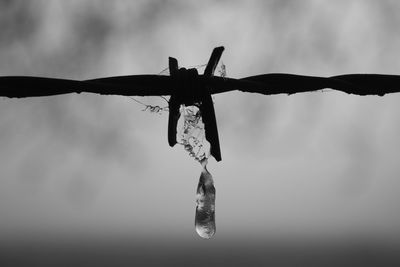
[177,105,210,162]
[177,105,216,239]
[195,160,216,239]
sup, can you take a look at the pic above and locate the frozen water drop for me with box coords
[195,160,216,239]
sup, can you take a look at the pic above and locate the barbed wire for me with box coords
[1,72,399,99]
[2,46,398,163]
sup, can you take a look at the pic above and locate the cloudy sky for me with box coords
[1,0,400,265]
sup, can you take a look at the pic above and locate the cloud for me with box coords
[1,0,400,244]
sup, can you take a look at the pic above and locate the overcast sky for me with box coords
[1,0,400,254]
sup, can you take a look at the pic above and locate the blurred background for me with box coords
[1,0,400,266]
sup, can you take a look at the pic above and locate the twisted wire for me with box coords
[0,73,400,98]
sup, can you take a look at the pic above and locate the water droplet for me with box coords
[195,160,216,239]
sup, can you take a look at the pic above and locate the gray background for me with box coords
[1,0,400,266]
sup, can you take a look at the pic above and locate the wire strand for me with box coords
[126,96,148,107]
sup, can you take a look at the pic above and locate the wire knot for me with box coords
[172,67,201,105]
[167,47,224,162]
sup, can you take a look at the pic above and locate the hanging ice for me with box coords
[177,105,210,162]
[177,105,216,239]
[195,160,216,239]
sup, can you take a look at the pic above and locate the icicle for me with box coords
[177,105,216,239]
[195,159,216,239]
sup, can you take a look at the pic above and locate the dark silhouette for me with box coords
[2,46,400,162]
[168,47,222,162]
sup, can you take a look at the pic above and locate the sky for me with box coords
[1,0,400,265]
